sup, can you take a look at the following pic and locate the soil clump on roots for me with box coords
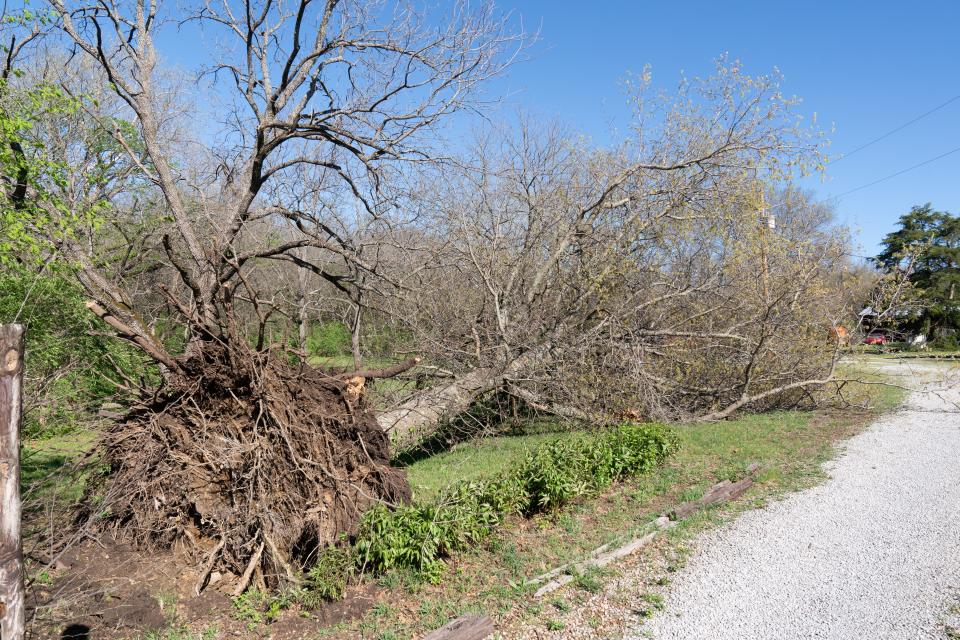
[78,340,410,591]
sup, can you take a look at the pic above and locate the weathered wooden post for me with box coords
[0,324,25,640]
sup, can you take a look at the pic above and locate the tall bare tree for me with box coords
[45,0,520,366]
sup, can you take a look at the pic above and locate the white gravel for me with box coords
[634,364,960,640]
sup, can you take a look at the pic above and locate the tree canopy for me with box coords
[875,204,960,332]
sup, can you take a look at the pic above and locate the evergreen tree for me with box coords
[875,204,960,333]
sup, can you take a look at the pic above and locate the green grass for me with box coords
[403,404,895,506]
[863,375,914,412]
[308,354,361,369]
[141,624,219,640]
[308,355,396,370]
[21,429,97,504]
[405,431,566,501]
[849,344,960,359]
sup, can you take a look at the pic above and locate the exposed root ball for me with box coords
[80,342,410,587]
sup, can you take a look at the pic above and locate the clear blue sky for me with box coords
[151,1,959,257]
[484,0,960,258]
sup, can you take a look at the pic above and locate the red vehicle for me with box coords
[863,331,888,345]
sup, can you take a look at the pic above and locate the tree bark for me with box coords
[350,302,363,371]
[377,351,540,449]
[0,324,25,640]
[297,270,309,357]
[422,614,494,640]
[377,366,506,449]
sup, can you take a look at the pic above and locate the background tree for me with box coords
[874,203,960,335]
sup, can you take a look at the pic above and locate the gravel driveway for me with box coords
[634,363,960,639]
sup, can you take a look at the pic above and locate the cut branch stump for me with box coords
[0,324,25,640]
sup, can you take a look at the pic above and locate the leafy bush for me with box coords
[231,589,291,625]
[354,483,504,578]
[306,321,351,358]
[931,334,960,351]
[232,552,354,627]
[0,269,151,438]
[352,424,678,576]
[301,545,354,603]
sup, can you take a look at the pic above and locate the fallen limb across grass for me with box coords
[529,463,761,597]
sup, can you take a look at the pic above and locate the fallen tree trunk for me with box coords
[377,366,506,449]
[377,348,570,449]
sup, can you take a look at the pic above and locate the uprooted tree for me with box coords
[3,1,866,592]
[4,0,522,588]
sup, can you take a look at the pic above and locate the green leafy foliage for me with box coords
[306,321,352,358]
[0,75,96,264]
[231,589,295,626]
[302,545,354,603]
[353,424,678,577]
[0,268,151,438]
[931,335,960,351]
[875,204,960,334]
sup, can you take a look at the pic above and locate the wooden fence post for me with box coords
[0,324,25,640]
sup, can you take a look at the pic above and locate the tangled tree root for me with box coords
[78,340,410,592]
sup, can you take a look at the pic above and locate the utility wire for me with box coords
[831,93,960,162]
[831,144,960,200]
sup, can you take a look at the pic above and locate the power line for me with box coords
[831,144,960,200]
[831,93,960,162]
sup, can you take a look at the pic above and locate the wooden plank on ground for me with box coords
[534,519,675,597]
[670,472,758,521]
[422,614,494,640]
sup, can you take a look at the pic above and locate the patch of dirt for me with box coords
[29,542,182,638]
[179,589,232,624]
[267,584,380,640]
[27,540,380,639]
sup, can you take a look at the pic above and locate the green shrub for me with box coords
[511,424,679,513]
[231,588,296,626]
[306,321,351,358]
[352,424,678,576]
[932,334,960,351]
[301,545,354,603]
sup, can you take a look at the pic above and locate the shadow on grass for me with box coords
[393,408,575,468]
[21,431,98,509]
